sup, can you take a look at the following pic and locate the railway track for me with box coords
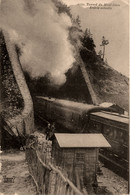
[99,153,129,180]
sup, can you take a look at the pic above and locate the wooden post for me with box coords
[103,45,105,61]
[48,170,56,195]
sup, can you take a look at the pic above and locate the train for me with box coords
[87,111,129,178]
[34,96,129,178]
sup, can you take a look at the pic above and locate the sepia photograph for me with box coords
[0,0,129,194]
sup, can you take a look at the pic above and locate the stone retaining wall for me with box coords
[3,30,34,135]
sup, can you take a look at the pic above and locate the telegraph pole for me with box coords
[100,36,109,61]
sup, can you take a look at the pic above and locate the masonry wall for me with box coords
[2,30,34,136]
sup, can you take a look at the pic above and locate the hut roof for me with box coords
[55,133,111,148]
[91,112,129,124]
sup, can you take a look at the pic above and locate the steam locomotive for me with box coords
[34,96,129,178]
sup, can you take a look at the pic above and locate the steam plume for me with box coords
[0,0,75,85]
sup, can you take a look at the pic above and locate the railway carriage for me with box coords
[88,111,129,176]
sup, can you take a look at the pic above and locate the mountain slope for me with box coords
[70,0,129,77]
[22,1,129,112]
[86,58,129,111]
[57,57,129,112]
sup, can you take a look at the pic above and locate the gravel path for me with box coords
[0,150,37,195]
[97,167,128,195]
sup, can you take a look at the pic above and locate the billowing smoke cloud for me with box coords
[0,0,75,85]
